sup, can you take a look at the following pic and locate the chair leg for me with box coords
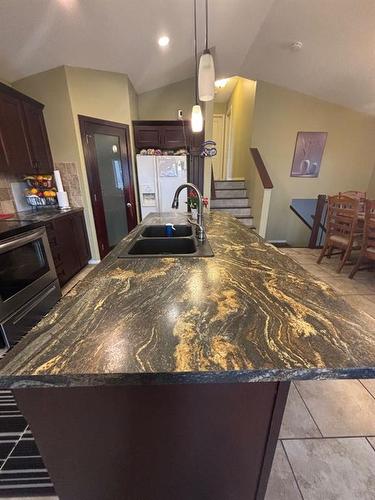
[317,241,330,264]
[336,246,352,273]
[349,256,363,279]
[327,246,334,259]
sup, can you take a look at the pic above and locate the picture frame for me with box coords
[291,131,327,178]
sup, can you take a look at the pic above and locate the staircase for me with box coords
[211,179,254,228]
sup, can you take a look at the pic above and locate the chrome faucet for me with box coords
[171,183,205,241]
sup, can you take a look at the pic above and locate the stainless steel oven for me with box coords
[0,227,61,348]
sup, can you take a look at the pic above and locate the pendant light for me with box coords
[191,0,203,133]
[198,0,215,101]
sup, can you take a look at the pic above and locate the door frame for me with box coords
[224,106,233,179]
[79,115,137,259]
[212,113,225,180]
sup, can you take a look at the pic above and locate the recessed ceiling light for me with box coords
[215,79,229,89]
[158,36,170,47]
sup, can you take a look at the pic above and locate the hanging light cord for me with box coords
[193,0,198,104]
[205,0,208,51]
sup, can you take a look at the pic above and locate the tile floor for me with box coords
[4,253,375,499]
[265,248,375,500]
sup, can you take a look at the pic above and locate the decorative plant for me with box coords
[186,190,208,209]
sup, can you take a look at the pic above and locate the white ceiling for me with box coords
[1,0,375,114]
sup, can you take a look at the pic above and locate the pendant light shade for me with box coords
[198,51,215,101]
[191,104,203,132]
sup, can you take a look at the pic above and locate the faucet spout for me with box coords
[171,183,205,241]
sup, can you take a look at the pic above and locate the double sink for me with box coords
[118,224,214,258]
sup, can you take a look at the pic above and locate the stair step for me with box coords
[212,206,252,217]
[237,217,255,227]
[215,189,247,198]
[211,198,250,208]
[215,180,246,190]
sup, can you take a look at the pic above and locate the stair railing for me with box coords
[248,148,273,238]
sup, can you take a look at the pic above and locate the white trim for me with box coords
[258,188,272,239]
[88,259,101,264]
[223,105,233,179]
[212,113,225,179]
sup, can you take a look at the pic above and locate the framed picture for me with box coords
[291,132,327,178]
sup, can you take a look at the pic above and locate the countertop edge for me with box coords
[2,366,375,389]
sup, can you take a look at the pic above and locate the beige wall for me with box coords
[138,77,194,121]
[14,67,80,167]
[226,78,257,180]
[14,66,139,260]
[252,81,375,246]
[368,166,375,198]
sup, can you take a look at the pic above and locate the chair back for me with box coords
[363,199,375,259]
[326,195,359,241]
[339,191,366,212]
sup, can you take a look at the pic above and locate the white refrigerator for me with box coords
[136,155,188,219]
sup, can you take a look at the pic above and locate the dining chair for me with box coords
[349,199,375,279]
[317,194,361,272]
[339,191,366,212]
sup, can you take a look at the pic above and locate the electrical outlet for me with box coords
[177,109,183,120]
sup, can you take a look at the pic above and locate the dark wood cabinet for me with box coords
[134,126,163,149]
[46,211,91,287]
[163,126,186,148]
[0,92,33,173]
[133,121,187,150]
[0,82,53,175]
[22,101,54,173]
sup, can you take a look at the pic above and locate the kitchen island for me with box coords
[0,212,374,500]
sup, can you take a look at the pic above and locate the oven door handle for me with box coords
[0,227,46,254]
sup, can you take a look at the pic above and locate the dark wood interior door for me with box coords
[79,116,137,259]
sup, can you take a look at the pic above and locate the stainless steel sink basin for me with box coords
[141,225,193,238]
[118,224,214,258]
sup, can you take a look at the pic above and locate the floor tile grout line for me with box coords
[293,382,324,438]
[358,380,375,401]
[280,440,305,500]
[365,437,375,453]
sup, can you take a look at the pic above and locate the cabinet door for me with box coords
[134,126,163,149]
[72,211,91,267]
[50,216,81,286]
[163,126,186,149]
[0,92,33,173]
[22,101,54,174]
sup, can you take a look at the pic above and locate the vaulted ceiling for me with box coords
[1,0,375,114]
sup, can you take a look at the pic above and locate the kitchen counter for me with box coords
[0,207,84,240]
[1,211,374,387]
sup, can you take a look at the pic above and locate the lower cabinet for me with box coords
[46,211,91,287]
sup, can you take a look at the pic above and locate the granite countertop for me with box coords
[0,207,84,240]
[0,212,374,388]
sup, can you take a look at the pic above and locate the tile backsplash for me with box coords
[54,162,83,208]
[0,172,16,213]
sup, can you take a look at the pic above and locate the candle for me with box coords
[54,170,64,192]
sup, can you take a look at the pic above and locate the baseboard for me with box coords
[88,259,100,264]
[267,240,289,248]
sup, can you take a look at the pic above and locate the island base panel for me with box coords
[14,381,289,500]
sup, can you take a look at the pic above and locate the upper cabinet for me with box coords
[0,92,33,174]
[0,83,54,174]
[22,101,54,173]
[133,121,188,150]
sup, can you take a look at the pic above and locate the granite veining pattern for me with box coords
[0,212,374,387]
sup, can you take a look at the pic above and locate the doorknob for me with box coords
[126,203,132,208]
